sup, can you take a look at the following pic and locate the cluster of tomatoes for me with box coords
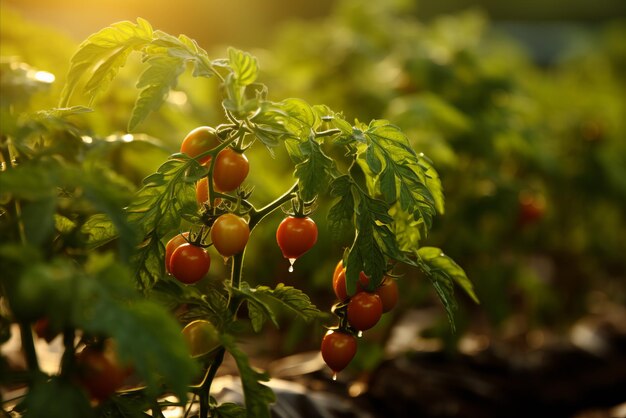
[321,261,399,376]
[164,127,252,284]
[166,126,321,285]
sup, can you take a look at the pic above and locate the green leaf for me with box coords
[129,54,185,131]
[152,277,230,329]
[221,334,275,418]
[21,197,56,246]
[151,31,213,77]
[60,18,153,106]
[23,377,94,418]
[82,214,118,249]
[417,247,479,331]
[358,120,438,237]
[228,47,258,86]
[416,153,445,214]
[126,157,200,289]
[293,138,334,201]
[76,256,198,399]
[214,403,247,418]
[277,98,317,139]
[250,283,321,323]
[327,176,356,244]
[229,282,278,332]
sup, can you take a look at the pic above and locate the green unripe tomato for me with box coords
[181,320,220,358]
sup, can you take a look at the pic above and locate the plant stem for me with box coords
[19,323,40,374]
[248,182,299,231]
[196,181,299,418]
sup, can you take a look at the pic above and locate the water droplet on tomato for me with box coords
[332,372,337,381]
[357,331,363,338]
[288,258,296,273]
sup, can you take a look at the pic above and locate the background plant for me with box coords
[1,15,475,418]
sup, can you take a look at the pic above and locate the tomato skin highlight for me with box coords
[170,243,211,284]
[165,232,190,273]
[275,216,318,259]
[76,346,127,401]
[180,126,219,165]
[347,292,383,331]
[376,278,399,313]
[210,213,250,257]
[212,148,249,192]
[321,330,357,373]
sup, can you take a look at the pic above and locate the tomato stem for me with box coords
[248,182,299,231]
[18,322,40,376]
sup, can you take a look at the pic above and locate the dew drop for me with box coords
[288,258,296,273]
[357,331,363,338]
[332,372,337,381]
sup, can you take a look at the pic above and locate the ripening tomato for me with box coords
[275,216,318,260]
[376,277,399,313]
[347,292,382,331]
[180,126,219,165]
[212,148,249,192]
[76,345,128,401]
[170,243,211,284]
[181,320,220,358]
[210,213,250,257]
[195,177,222,207]
[332,268,369,301]
[321,330,357,373]
[165,232,190,273]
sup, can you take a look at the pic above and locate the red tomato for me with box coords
[212,148,249,192]
[76,345,127,401]
[321,330,357,373]
[180,126,219,165]
[332,268,369,301]
[165,232,189,273]
[376,277,399,313]
[347,292,382,331]
[275,216,318,260]
[170,243,211,284]
[210,213,250,257]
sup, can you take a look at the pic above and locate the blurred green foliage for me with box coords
[264,0,626,342]
[2,0,624,358]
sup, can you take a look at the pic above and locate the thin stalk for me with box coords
[18,323,40,374]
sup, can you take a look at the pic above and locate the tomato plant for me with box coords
[169,243,211,284]
[0,15,476,418]
[276,216,318,260]
[212,147,249,192]
[210,213,250,257]
[320,330,357,373]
